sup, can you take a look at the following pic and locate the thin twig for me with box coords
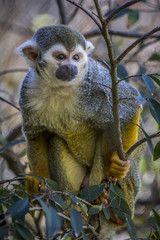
[84,28,160,39]
[0,177,25,185]
[57,212,71,221]
[116,26,160,64]
[105,0,142,24]
[118,73,160,82]
[125,38,159,62]
[126,132,160,158]
[0,96,20,111]
[0,149,25,175]
[83,224,100,240]
[67,0,84,23]
[56,0,67,24]
[101,60,111,71]
[0,68,27,76]
[65,0,102,30]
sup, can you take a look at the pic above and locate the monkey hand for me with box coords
[108,152,130,180]
[25,172,46,193]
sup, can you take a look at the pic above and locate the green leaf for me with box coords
[140,127,154,155]
[109,183,125,199]
[105,5,130,19]
[150,75,160,87]
[0,189,10,197]
[47,206,61,240]
[14,222,34,240]
[77,200,88,215]
[88,205,101,215]
[0,138,25,154]
[153,142,160,161]
[46,178,58,190]
[81,230,90,240]
[8,198,29,220]
[149,53,160,62]
[0,197,7,204]
[0,225,9,240]
[68,192,79,205]
[149,98,160,125]
[71,208,83,237]
[125,214,136,240]
[152,208,160,227]
[103,206,110,220]
[36,197,61,240]
[117,64,128,79]
[142,74,157,94]
[109,184,131,221]
[52,194,65,207]
[127,10,139,28]
[79,184,105,202]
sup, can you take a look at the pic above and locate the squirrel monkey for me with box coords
[16,25,143,238]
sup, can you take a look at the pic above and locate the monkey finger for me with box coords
[110,162,130,172]
[110,155,130,168]
[99,195,108,205]
[101,189,109,199]
[109,169,129,179]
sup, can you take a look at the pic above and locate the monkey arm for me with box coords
[25,131,51,193]
[107,107,142,179]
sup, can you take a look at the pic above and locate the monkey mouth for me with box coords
[56,64,78,81]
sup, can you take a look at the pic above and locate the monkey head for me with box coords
[16,25,94,87]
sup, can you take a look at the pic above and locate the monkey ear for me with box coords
[86,41,94,55]
[16,40,40,67]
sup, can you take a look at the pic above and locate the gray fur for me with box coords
[33,25,87,52]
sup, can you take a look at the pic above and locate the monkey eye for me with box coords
[73,54,79,61]
[56,54,66,60]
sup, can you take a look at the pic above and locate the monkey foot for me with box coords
[94,181,124,225]
[25,172,45,193]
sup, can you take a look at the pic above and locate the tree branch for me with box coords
[0,149,25,175]
[116,26,160,64]
[126,132,160,158]
[56,0,67,24]
[65,0,102,30]
[93,0,126,160]
[0,68,28,76]
[0,96,20,111]
[67,0,84,23]
[105,0,142,24]
[118,73,160,82]
[84,28,160,39]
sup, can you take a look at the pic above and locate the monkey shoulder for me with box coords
[78,58,141,129]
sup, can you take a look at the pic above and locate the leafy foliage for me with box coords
[0,180,138,240]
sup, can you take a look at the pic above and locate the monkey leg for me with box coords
[48,135,87,192]
[26,131,50,193]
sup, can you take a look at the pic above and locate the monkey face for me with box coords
[16,25,94,87]
[42,43,89,85]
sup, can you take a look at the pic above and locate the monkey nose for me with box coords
[56,64,78,81]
